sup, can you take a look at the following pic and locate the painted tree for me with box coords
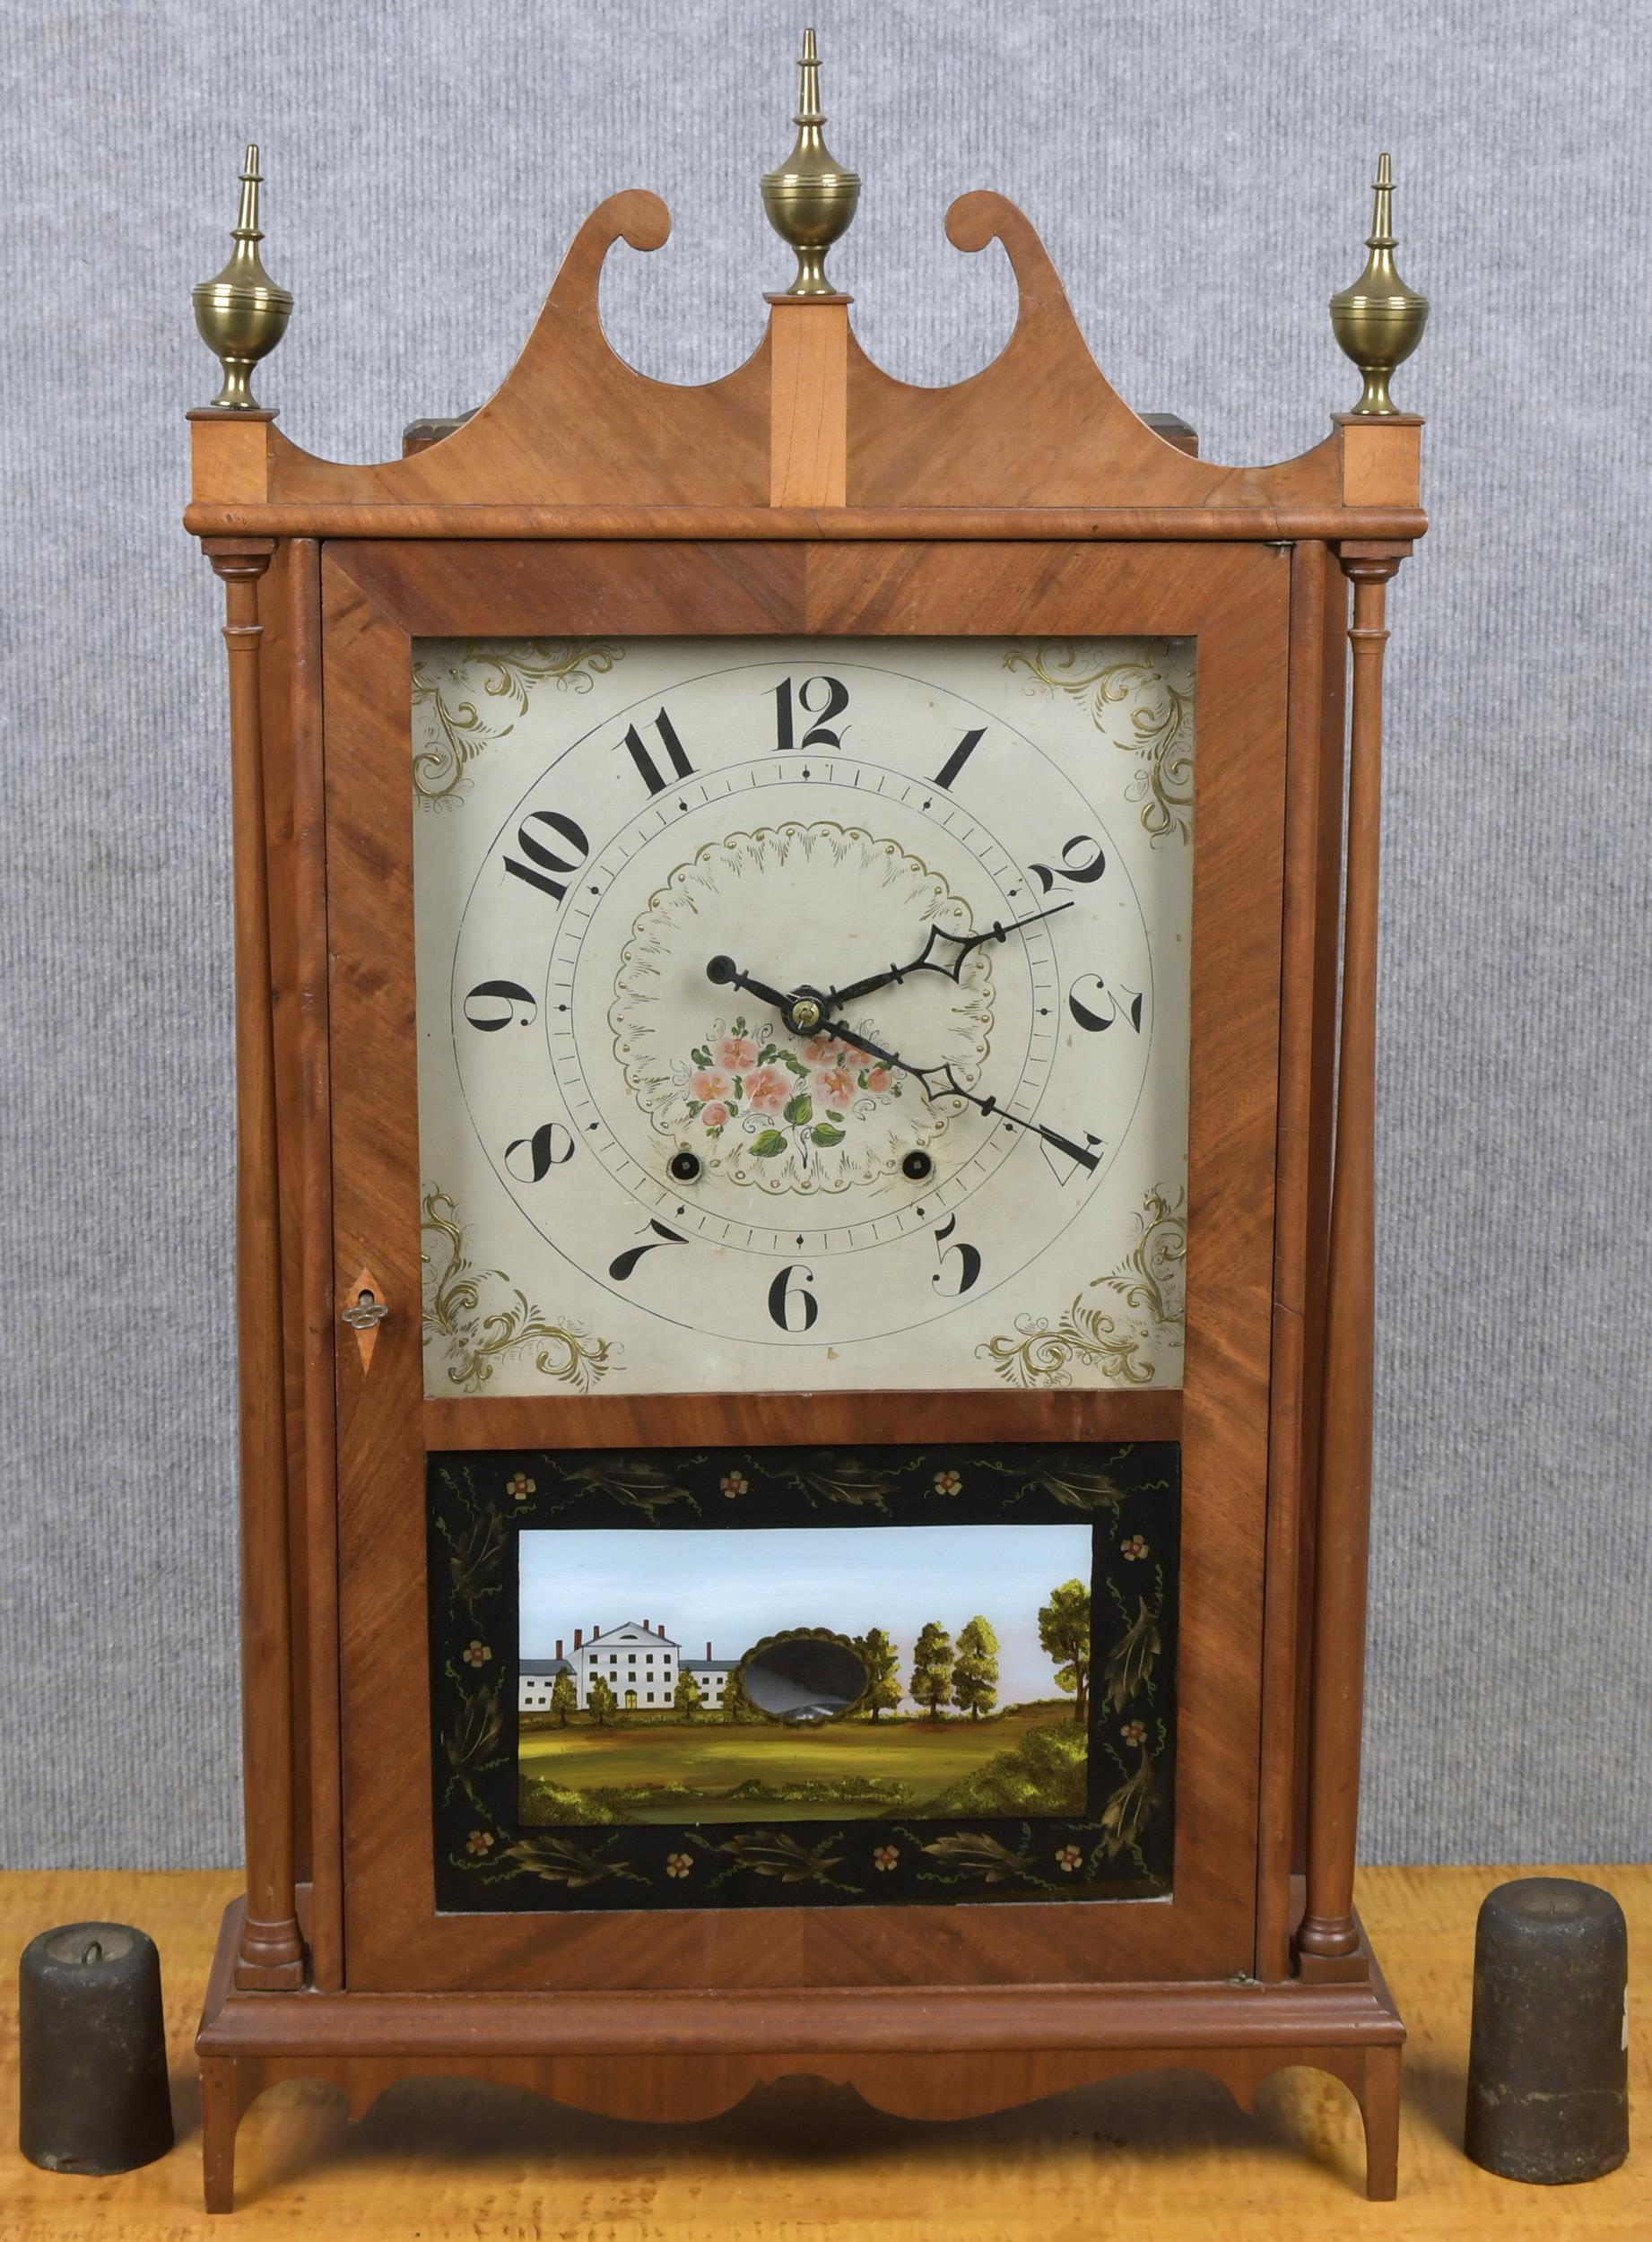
[910,1622,954,1720]
[587,1675,617,1726]
[952,1615,1000,1720]
[673,1671,703,1722]
[723,1671,761,1723]
[1039,1578,1091,1724]
[855,1628,902,1720]
[550,1671,578,1727]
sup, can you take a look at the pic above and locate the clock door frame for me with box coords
[322,534,1290,1993]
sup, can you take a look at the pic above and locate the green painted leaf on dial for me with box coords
[749,1130,788,1158]
[784,1092,813,1126]
[811,1123,846,1147]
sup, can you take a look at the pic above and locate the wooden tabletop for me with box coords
[0,1865,1645,2238]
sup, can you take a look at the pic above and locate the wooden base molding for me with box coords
[196,1900,1403,2212]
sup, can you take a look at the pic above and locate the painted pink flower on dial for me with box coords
[691,1067,732,1103]
[803,1031,843,1063]
[700,1101,730,1130]
[815,1064,856,1111]
[865,1066,891,1094]
[744,1065,790,1115]
[715,1033,760,1073]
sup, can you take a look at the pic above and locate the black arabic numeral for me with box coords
[933,726,986,790]
[462,978,537,1031]
[770,674,849,752]
[1068,975,1144,1033]
[767,1262,819,1332]
[1030,834,1107,893]
[503,809,590,905]
[503,1122,577,1184]
[930,1212,982,1298]
[620,707,695,795]
[608,1220,687,1282]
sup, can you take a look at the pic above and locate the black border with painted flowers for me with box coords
[428,1441,1178,1913]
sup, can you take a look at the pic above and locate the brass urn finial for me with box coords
[1330,153,1429,415]
[192,143,293,411]
[761,29,860,297]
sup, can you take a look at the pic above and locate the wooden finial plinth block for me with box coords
[766,293,849,508]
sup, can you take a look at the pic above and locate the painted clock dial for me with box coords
[413,636,1194,1396]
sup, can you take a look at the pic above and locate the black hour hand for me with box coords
[706,955,818,1031]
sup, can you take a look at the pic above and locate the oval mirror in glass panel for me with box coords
[739,1630,868,1724]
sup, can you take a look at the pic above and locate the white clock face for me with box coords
[413,637,1193,1396]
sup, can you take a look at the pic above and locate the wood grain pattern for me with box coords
[322,537,1286,1998]
[204,537,305,1991]
[423,1388,1182,1450]
[186,499,1429,542]
[287,540,344,1992]
[249,541,311,1893]
[1291,554,1352,1889]
[1253,542,1335,1982]
[846,196,1339,514]
[188,195,769,516]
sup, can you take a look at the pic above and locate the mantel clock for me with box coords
[185,42,1429,2210]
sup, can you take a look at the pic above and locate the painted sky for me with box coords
[518,1522,1091,1708]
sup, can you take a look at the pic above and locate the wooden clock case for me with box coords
[184,188,1425,2209]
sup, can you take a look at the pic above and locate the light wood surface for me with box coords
[0,1866,1642,2237]
[768,297,848,508]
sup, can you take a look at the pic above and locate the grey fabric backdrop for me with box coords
[2,0,1648,1871]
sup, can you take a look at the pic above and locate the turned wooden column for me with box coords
[1297,548,1403,1969]
[206,535,306,1989]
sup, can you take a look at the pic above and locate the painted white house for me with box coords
[517,1621,738,1713]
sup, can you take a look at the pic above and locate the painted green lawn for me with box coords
[518,1702,1078,1823]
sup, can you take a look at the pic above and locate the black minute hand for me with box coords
[819,899,1074,1012]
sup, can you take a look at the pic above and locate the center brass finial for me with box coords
[761,28,860,297]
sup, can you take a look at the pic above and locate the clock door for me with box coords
[322,537,1290,1994]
